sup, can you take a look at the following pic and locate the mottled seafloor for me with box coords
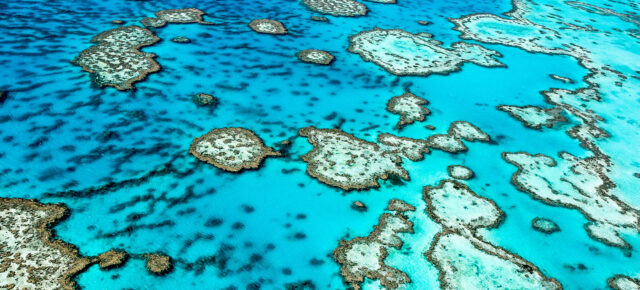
[1,0,639,289]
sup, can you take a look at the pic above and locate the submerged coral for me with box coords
[190,128,280,172]
[531,217,560,234]
[334,199,415,289]
[447,165,474,180]
[144,253,173,275]
[192,93,218,107]
[349,28,504,76]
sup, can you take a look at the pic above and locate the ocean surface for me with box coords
[0,0,639,289]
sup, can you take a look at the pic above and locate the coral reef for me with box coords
[349,28,504,76]
[452,0,640,250]
[498,105,566,129]
[377,133,430,161]
[531,217,560,234]
[423,180,561,289]
[301,0,368,17]
[144,253,173,275]
[171,36,191,43]
[299,127,429,190]
[97,249,129,270]
[351,201,367,212]
[447,165,474,180]
[190,128,280,172]
[386,92,430,129]
[249,19,288,35]
[73,26,160,90]
[608,275,640,290]
[192,93,218,107]
[426,121,491,153]
[333,199,415,289]
[141,8,212,28]
[504,152,640,249]
[0,198,92,289]
[297,49,335,65]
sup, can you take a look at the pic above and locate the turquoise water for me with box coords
[1,0,639,289]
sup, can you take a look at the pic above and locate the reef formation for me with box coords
[299,127,429,190]
[297,49,335,65]
[426,121,491,153]
[424,180,561,289]
[386,92,430,129]
[0,198,92,289]
[447,165,474,180]
[301,0,368,17]
[333,199,415,289]
[349,28,504,76]
[141,8,212,28]
[452,0,640,249]
[249,19,288,35]
[190,128,280,172]
[531,217,560,234]
[73,26,160,90]
[497,105,566,130]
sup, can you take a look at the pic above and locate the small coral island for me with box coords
[249,19,288,35]
[386,91,430,129]
[189,128,280,172]
[301,0,368,17]
[141,8,213,28]
[73,26,160,90]
[297,49,335,65]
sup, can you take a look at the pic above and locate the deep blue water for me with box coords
[1,0,639,289]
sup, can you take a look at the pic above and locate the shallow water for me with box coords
[1,0,639,289]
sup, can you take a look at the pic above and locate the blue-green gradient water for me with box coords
[0,0,639,289]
